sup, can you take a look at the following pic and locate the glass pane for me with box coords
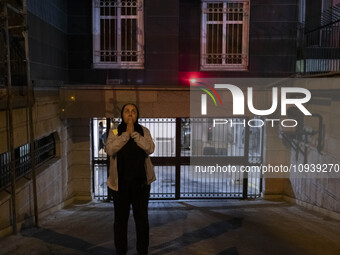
[100,19,104,61]
[121,0,138,15]
[104,19,110,61]
[121,18,138,62]
[100,18,117,62]
[0,152,11,189]
[207,24,223,64]
[15,143,31,178]
[227,3,243,21]
[100,0,117,16]
[226,24,243,64]
[207,3,223,21]
[109,18,117,62]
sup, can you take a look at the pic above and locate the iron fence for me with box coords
[297,16,340,75]
[150,166,176,199]
[92,117,263,200]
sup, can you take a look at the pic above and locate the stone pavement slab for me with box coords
[1,199,340,255]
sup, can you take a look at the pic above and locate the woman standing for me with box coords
[106,103,155,255]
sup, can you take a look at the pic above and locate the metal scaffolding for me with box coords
[0,0,38,234]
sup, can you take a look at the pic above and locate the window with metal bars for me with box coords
[34,134,56,165]
[0,133,56,190]
[15,143,31,179]
[0,152,11,190]
[201,0,250,71]
[92,0,144,69]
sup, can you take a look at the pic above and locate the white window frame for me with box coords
[92,0,144,69]
[201,0,250,71]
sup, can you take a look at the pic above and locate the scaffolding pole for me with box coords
[4,0,18,235]
[2,0,39,232]
[23,0,39,227]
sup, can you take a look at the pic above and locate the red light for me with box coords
[190,79,196,84]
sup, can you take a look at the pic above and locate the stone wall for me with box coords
[283,79,340,214]
[262,124,291,198]
[66,118,92,199]
[0,92,73,236]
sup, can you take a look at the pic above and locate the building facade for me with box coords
[1,0,340,236]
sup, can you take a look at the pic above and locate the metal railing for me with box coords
[0,133,56,190]
[297,7,340,75]
[0,152,11,189]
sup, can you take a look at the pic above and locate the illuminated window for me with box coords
[92,0,144,69]
[201,0,250,71]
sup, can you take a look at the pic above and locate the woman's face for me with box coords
[122,104,137,124]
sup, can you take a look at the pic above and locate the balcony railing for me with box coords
[297,18,340,75]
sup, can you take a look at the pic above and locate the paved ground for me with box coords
[1,199,340,255]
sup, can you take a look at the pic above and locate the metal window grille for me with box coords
[0,133,56,190]
[0,152,11,190]
[201,0,249,71]
[92,0,144,69]
[297,3,340,74]
[34,134,56,165]
[15,143,31,179]
[298,22,340,74]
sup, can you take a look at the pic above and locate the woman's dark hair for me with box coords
[117,103,144,136]
[120,103,139,121]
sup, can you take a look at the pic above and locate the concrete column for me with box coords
[262,124,291,199]
[66,118,92,201]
